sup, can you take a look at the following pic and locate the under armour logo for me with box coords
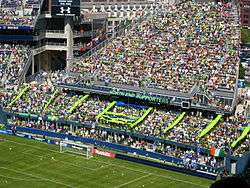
[60,7,71,14]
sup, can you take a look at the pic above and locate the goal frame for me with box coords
[60,140,94,159]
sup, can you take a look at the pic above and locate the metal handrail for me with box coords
[18,52,33,86]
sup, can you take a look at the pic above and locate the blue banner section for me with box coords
[6,125,220,175]
[0,25,33,31]
[0,130,12,135]
[116,101,147,109]
[0,35,33,41]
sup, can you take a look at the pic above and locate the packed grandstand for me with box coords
[0,0,40,27]
[0,0,249,181]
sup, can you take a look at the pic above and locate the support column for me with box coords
[49,0,52,12]
[65,17,74,71]
[38,54,41,72]
[112,20,115,37]
[32,54,35,75]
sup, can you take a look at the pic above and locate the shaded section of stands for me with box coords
[4,111,209,154]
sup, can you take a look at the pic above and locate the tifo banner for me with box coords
[93,149,116,158]
[0,124,5,130]
[210,147,225,157]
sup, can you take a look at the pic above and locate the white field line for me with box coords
[0,141,96,171]
[4,139,208,188]
[20,159,54,172]
[24,152,95,171]
[0,174,38,182]
[2,139,107,171]
[93,164,112,171]
[113,174,152,188]
[0,167,74,188]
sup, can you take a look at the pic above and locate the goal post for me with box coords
[60,140,94,159]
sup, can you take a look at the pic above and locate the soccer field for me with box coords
[0,134,213,188]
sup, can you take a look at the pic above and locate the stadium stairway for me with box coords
[33,0,46,28]
[18,55,33,86]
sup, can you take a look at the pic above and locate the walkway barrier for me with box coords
[116,154,217,180]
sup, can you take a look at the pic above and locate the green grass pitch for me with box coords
[0,134,213,188]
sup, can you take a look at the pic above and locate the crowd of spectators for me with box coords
[3,83,249,158]
[0,43,31,90]
[69,1,240,97]
[166,112,212,144]
[136,109,178,138]
[0,0,40,26]
[200,115,249,157]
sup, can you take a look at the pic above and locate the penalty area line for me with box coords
[113,174,152,188]
[0,167,74,188]
[0,174,38,182]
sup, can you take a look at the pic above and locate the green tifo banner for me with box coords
[197,114,222,139]
[231,126,250,148]
[164,112,186,133]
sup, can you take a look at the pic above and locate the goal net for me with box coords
[60,140,94,159]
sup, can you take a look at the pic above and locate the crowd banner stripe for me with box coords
[164,112,186,133]
[68,95,89,114]
[231,126,250,148]
[130,107,153,128]
[96,101,116,120]
[8,85,30,107]
[197,114,222,139]
[43,89,60,111]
